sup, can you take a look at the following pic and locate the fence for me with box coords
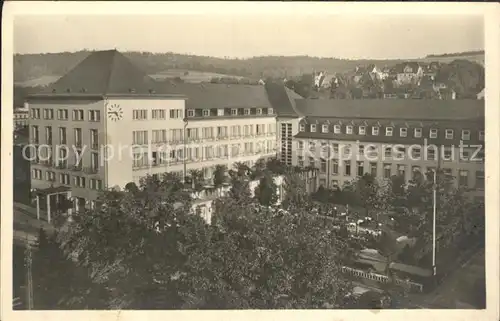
[341,266,424,293]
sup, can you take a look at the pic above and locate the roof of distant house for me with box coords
[36,50,165,95]
[393,62,421,74]
[294,99,484,121]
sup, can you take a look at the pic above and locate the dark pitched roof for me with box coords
[156,82,273,109]
[264,82,304,117]
[44,50,159,95]
[294,99,484,121]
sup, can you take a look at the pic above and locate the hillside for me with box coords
[14,50,485,84]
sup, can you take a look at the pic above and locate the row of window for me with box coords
[31,108,101,122]
[132,107,275,121]
[300,123,484,141]
[297,141,485,162]
[32,148,100,172]
[133,109,184,120]
[31,126,99,149]
[31,169,103,189]
[132,124,276,145]
[298,158,485,189]
[132,141,277,168]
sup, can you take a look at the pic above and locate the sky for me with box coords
[14,15,484,59]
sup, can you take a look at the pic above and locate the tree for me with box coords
[343,174,393,220]
[213,164,227,188]
[254,171,278,206]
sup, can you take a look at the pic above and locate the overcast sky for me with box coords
[14,15,483,59]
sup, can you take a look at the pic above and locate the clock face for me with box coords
[107,103,123,121]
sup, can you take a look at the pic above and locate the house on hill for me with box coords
[392,62,424,86]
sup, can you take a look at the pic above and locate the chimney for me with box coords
[149,89,156,94]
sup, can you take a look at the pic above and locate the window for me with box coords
[90,179,103,190]
[443,148,453,161]
[331,180,339,189]
[31,169,42,180]
[268,108,274,114]
[299,124,305,132]
[445,129,454,139]
[460,150,470,162]
[170,109,183,119]
[320,159,327,173]
[132,130,148,145]
[203,127,214,139]
[91,152,99,171]
[309,141,316,152]
[152,129,167,143]
[322,124,329,133]
[411,146,421,159]
[244,108,250,115]
[359,126,366,135]
[414,128,422,138]
[429,128,438,139]
[357,161,364,176]
[256,108,262,115]
[187,110,195,117]
[132,152,149,168]
[73,109,84,121]
[475,170,485,189]
[58,109,68,120]
[369,162,377,176]
[45,126,52,145]
[90,129,99,149]
[332,160,339,175]
[344,161,351,176]
[372,126,379,136]
[169,129,183,142]
[45,171,56,182]
[31,126,39,144]
[132,110,147,120]
[346,125,353,134]
[400,128,407,137]
[152,109,166,119]
[59,127,67,145]
[31,108,40,119]
[426,147,437,161]
[297,156,304,167]
[384,146,392,158]
[74,128,82,147]
[343,145,352,157]
[395,146,406,160]
[187,128,199,141]
[459,170,469,187]
[479,131,485,141]
[43,109,54,120]
[89,110,100,121]
[59,173,70,185]
[358,145,364,156]
[231,109,237,116]
[385,127,393,136]
[74,176,86,188]
[297,141,304,149]
[217,126,228,138]
[397,164,406,177]
[202,109,210,117]
[310,124,317,132]
[334,125,341,134]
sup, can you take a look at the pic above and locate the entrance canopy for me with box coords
[31,186,71,196]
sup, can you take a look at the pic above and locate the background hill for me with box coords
[14,50,484,85]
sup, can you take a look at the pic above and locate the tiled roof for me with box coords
[294,99,484,121]
[43,50,160,95]
[157,82,273,109]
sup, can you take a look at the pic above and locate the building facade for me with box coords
[26,50,295,213]
[14,107,29,127]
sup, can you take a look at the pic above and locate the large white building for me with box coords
[27,50,297,217]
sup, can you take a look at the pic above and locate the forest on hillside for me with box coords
[14,50,484,83]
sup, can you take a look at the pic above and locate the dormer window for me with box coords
[429,129,438,138]
[322,124,329,133]
[268,108,274,114]
[217,109,224,116]
[187,109,195,117]
[311,124,317,132]
[231,109,237,116]
[256,108,262,115]
[299,124,305,132]
[359,126,366,135]
[479,131,485,141]
[414,128,422,138]
[372,126,379,136]
[346,125,353,134]
[400,128,407,137]
[461,130,471,140]
[244,108,250,115]
[202,109,210,117]
[445,129,454,139]
[385,127,393,136]
[334,125,341,134]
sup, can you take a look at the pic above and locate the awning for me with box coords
[31,186,71,196]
